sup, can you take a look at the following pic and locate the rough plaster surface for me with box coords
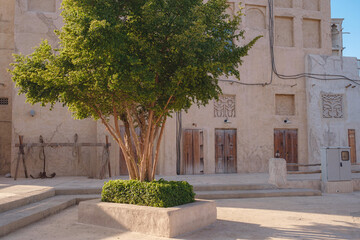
[275,16,294,47]
[303,0,320,11]
[275,94,295,115]
[0,0,14,174]
[28,0,56,13]
[303,18,321,49]
[1,0,333,176]
[245,5,266,30]
[274,0,292,8]
[306,55,360,166]
[78,199,217,238]
[322,181,354,194]
[268,158,287,187]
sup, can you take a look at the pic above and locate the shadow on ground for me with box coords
[178,219,360,240]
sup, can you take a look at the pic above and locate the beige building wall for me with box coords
[306,55,360,166]
[158,0,332,175]
[0,0,15,174]
[10,0,107,178]
[1,0,332,177]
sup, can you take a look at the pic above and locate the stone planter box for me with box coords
[78,199,217,238]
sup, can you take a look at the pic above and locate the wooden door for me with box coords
[348,129,357,164]
[274,129,298,171]
[182,129,204,175]
[119,127,141,175]
[215,129,237,173]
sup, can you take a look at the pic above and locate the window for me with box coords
[0,98,9,105]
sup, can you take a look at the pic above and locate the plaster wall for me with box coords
[10,0,101,177]
[306,55,360,165]
[158,0,332,174]
[2,0,332,177]
[0,0,15,174]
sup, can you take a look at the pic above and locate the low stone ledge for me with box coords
[322,181,353,193]
[268,158,287,188]
[78,199,217,238]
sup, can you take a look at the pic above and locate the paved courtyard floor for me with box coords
[4,192,360,240]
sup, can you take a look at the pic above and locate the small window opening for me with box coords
[0,98,9,105]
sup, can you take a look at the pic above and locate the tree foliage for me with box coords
[10,0,260,181]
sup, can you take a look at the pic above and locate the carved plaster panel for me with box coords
[214,95,235,118]
[322,94,343,118]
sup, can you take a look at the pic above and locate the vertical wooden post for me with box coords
[14,137,21,181]
[14,135,28,180]
[20,136,28,178]
[106,136,111,178]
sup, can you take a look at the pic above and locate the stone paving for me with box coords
[1,174,360,239]
[3,192,360,240]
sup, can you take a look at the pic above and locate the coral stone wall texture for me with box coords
[1,0,333,177]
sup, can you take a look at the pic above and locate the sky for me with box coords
[331,0,360,59]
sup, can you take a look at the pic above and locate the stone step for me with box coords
[193,183,276,191]
[0,186,55,214]
[55,187,102,195]
[54,184,277,195]
[195,188,322,199]
[0,194,99,237]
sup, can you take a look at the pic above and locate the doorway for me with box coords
[215,129,237,173]
[274,129,298,171]
[348,129,357,164]
[181,129,204,175]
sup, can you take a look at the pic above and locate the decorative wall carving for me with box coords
[214,95,235,118]
[322,94,343,118]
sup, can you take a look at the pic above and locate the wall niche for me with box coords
[28,0,56,13]
[245,5,266,30]
[275,94,295,116]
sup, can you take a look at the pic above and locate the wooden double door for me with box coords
[274,129,298,171]
[215,129,237,173]
[182,129,204,175]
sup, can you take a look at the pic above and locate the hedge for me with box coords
[101,179,195,208]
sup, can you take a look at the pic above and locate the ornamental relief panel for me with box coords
[322,94,343,118]
[214,95,235,118]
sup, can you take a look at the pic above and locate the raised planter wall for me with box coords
[78,199,217,238]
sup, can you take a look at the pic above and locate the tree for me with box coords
[10,0,260,181]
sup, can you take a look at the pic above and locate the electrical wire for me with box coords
[267,0,360,85]
[219,0,360,86]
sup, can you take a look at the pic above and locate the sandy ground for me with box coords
[4,192,360,240]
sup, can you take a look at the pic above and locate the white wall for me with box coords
[306,54,360,164]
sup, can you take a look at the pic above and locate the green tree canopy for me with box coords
[10,0,260,181]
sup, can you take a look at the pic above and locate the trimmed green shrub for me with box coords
[101,179,195,208]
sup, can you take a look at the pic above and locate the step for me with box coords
[195,188,322,199]
[0,186,55,213]
[0,194,99,237]
[55,187,102,195]
[193,183,276,191]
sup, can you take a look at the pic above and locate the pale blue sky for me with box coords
[331,0,360,59]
